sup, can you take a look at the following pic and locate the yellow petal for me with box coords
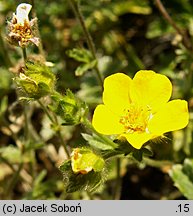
[130,70,172,112]
[121,132,154,149]
[148,99,189,135]
[103,73,132,114]
[92,104,124,135]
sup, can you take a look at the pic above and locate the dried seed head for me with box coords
[7,3,39,47]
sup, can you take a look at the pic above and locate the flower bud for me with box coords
[14,62,55,99]
[71,148,105,174]
[50,90,88,125]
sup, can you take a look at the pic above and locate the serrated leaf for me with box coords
[75,60,97,76]
[81,133,114,150]
[66,48,92,63]
[182,159,193,182]
[169,160,193,200]
[66,171,103,193]
[59,158,104,193]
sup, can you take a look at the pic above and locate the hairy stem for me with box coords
[5,162,23,199]
[113,157,121,200]
[22,47,27,62]
[143,157,174,168]
[37,99,70,158]
[155,0,192,51]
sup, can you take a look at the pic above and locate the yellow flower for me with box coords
[92,70,189,149]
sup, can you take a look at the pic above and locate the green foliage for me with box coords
[1,0,193,200]
[0,96,8,122]
[169,159,193,199]
[66,48,97,76]
[50,90,88,125]
[82,133,114,150]
[59,148,105,193]
[14,62,56,99]
[0,68,12,97]
[71,147,105,173]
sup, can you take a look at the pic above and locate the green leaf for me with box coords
[0,96,8,121]
[0,146,22,163]
[59,164,104,193]
[75,60,97,76]
[182,159,193,183]
[142,148,153,157]
[66,48,93,63]
[66,171,103,193]
[113,1,152,16]
[82,133,114,150]
[169,159,193,199]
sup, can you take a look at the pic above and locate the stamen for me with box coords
[119,104,152,133]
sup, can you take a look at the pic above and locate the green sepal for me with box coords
[50,90,88,125]
[59,148,105,193]
[14,62,56,99]
[100,140,153,161]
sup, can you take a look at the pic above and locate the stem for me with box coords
[82,118,118,148]
[113,157,121,200]
[24,103,29,141]
[37,99,55,122]
[155,0,192,51]
[37,99,70,158]
[21,47,30,143]
[68,0,104,88]
[143,157,173,168]
[22,47,27,62]
[5,162,23,199]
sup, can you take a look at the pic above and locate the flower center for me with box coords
[119,104,152,133]
[12,20,32,38]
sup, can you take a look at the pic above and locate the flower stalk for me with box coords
[37,99,70,159]
[155,0,192,51]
